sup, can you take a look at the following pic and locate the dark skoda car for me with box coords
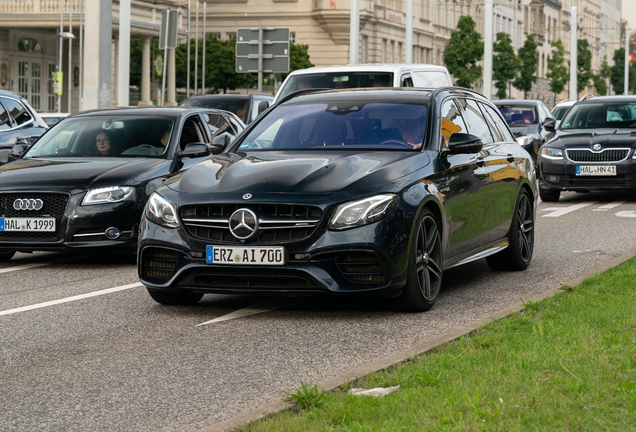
[138,88,537,312]
[538,96,636,202]
[0,107,243,261]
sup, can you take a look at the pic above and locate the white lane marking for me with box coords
[541,203,594,217]
[593,201,625,211]
[0,256,90,274]
[197,296,312,326]
[615,211,636,218]
[0,282,143,317]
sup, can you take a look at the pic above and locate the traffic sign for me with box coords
[236,27,290,74]
[159,9,178,49]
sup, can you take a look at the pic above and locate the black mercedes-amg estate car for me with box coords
[138,87,537,312]
[538,95,636,202]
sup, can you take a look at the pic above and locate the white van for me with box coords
[273,63,453,103]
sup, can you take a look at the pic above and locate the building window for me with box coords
[290,32,296,43]
[361,36,367,63]
[48,64,56,111]
[18,38,43,54]
[389,41,394,63]
[397,42,403,63]
[225,32,236,40]
[381,39,387,63]
[211,32,221,40]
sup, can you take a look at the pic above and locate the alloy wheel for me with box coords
[416,215,442,301]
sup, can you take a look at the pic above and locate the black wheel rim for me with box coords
[517,194,534,263]
[416,215,442,302]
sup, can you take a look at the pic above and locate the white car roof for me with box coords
[287,63,449,75]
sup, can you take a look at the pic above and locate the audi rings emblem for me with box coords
[229,208,258,240]
[13,198,44,211]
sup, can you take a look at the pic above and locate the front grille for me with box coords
[141,247,180,281]
[182,267,319,290]
[0,193,69,240]
[180,204,323,244]
[562,175,630,186]
[336,252,387,284]
[566,148,630,163]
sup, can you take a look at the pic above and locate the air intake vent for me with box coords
[141,248,180,281]
[336,252,387,284]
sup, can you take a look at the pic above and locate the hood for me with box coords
[508,124,538,138]
[548,129,636,149]
[167,151,429,195]
[0,157,166,191]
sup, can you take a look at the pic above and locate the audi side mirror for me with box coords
[447,133,483,154]
[176,143,210,160]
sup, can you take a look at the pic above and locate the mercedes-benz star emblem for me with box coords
[13,198,44,211]
[229,208,258,240]
[593,144,602,151]
[242,193,252,200]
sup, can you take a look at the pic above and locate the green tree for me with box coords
[514,35,538,98]
[577,39,593,94]
[592,56,611,96]
[492,32,519,99]
[610,48,625,93]
[444,15,484,88]
[547,39,568,100]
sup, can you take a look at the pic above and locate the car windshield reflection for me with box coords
[236,102,427,151]
[25,116,177,159]
[560,102,636,129]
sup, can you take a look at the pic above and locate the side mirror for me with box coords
[543,118,556,132]
[447,133,483,154]
[257,100,269,115]
[10,138,30,159]
[176,142,210,160]
[210,134,230,155]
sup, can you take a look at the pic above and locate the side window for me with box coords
[1,98,32,126]
[460,98,494,144]
[179,116,205,150]
[440,98,468,149]
[537,104,547,123]
[478,102,504,142]
[541,103,554,120]
[0,101,11,130]
[400,74,414,87]
[203,112,235,141]
[482,103,515,142]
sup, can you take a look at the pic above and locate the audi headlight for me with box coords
[81,186,135,205]
[329,194,398,231]
[516,135,534,146]
[145,193,179,228]
[540,147,563,160]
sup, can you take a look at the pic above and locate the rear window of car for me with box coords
[235,102,427,151]
[561,102,636,129]
[278,73,394,99]
[497,105,538,125]
[1,97,32,126]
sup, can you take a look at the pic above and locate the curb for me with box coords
[199,248,636,432]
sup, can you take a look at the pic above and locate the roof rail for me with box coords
[580,93,599,100]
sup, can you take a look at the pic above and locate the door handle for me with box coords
[507,154,515,163]
[476,158,485,167]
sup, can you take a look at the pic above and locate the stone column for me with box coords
[138,36,153,106]
[166,47,177,106]
[82,0,112,109]
[112,36,119,106]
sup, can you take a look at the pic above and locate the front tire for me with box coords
[146,287,204,305]
[539,188,560,202]
[487,189,534,271]
[0,251,16,261]
[391,208,443,312]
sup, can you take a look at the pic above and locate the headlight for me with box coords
[516,135,534,146]
[540,147,563,160]
[145,193,179,228]
[81,186,135,205]
[329,194,397,230]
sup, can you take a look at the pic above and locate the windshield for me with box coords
[25,115,176,158]
[181,97,246,121]
[560,102,636,129]
[551,105,570,121]
[497,105,538,126]
[235,102,427,151]
[278,73,394,100]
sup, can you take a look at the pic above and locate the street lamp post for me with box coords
[56,31,75,113]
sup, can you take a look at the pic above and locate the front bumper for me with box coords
[538,156,636,192]
[138,213,413,297]
[0,192,141,253]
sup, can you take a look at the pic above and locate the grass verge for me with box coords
[238,257,636,431]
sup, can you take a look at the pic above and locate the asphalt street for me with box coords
[1,190,636,431]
